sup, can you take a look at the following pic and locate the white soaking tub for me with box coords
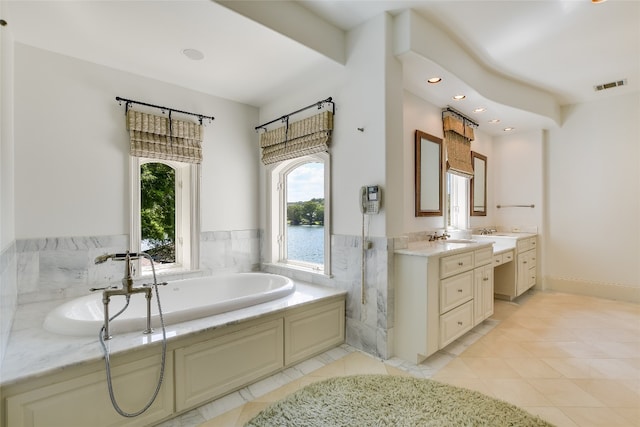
[43,273,295,336]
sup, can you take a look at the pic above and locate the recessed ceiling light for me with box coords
[182,48,204,61]
[427,77,442,84]
[503,127,515,132]
[473,107,486,113]
[452,95,466,100]
[488,119,500,124]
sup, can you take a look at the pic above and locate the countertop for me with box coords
[0,281,346,387]
[395,232,536,258]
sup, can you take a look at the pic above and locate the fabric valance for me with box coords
[260,110,333,165]
[443,115,475,141]
[127,110,203,164]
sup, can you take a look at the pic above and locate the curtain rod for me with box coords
[255,97,334,132]
[443,106,479,128]
[115,96,215,125]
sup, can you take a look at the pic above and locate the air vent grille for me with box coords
[594,79,627,91]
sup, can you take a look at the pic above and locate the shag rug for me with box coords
[246,375,555,427]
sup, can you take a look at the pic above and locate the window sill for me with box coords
[263,262,333,279]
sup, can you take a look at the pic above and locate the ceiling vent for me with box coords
[594,79,627,91]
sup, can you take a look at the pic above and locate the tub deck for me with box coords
[1,280,345,387]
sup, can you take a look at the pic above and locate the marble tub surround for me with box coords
[0,241,18,366]
[14,230,262,305]
[0,281,345,386]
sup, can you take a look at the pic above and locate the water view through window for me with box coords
[286,162,324,265]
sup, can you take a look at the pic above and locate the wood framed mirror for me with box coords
[415,130,443,216]
[470,151,487,216]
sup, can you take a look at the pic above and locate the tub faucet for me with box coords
[92,251,153,340]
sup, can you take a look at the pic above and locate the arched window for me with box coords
[267,153,331,274]
[131,157,200,274]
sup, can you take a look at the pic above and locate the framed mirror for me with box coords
[415,130,443,216]
[470,151,487,216]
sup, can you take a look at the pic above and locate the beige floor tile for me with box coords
[616,407,640,427]
[523,406,580,427]
[542,358,596,379]
[527,378,605,407]
[460,357,522,378]
[432,358,478,379]
[572,379,640,408]
[198,406,242,427]
[434,377,495,397]
[485,378,552,407]
[560,406,637,427]
[504,358,564,379]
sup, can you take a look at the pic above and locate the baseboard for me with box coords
[545,277,640,303]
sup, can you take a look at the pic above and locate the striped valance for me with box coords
[127,110,203,164]
[443,114,474,178]
[260,110,333,165]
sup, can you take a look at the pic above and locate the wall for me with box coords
[493,130,544,233]
[260,14,397,358]
[545,93,640,301]
[0,4,18,366]
[402,91,496,235]
[11,44,261,304]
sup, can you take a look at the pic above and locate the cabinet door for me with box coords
[516,250,536,296]
[175,319,283,412]
[474,265,494,324]
[7,353,174,427]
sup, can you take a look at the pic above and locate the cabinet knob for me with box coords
[483,277,489,281]
[457,321,463,326]
[458,262,463,266]
[457,289,463,293]
[523,261,527,264]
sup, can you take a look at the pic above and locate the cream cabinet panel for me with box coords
[174,319,283,412]
[440,251,474,279]
[474,265,494,324]
[474,247,493,267]
[440,270,473,314]
[284,299,345,366]
[439,301,473,348]
[7,352,174,427]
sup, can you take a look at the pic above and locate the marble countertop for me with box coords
[395,232,536,258]
[0,281,346,387]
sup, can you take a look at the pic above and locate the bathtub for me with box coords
[43,273,295,336]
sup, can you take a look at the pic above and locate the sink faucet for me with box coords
[92,251,153,340]
[429,231,450,241]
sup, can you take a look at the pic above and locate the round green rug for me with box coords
[246,375,555,427]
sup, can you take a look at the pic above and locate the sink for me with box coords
[441,239,477,244]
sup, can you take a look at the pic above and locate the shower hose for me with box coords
[98,253,167,418]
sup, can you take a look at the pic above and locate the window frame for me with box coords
[266,153,331,275]
[130,157,200,276]
[446,172,469,231]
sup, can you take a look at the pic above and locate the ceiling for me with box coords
[3,0,639,136]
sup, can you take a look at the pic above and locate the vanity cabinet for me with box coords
[395,245,494,363]
[494,236,537,300]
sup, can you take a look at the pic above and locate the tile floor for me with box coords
[159,291,640,427]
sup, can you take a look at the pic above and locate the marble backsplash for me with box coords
[8,230,394,361]
[1,241,18,366]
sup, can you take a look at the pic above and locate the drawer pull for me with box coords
[457,321,463,326]
[458,262,464,266]
[495,259,500,263]
[457,289,463,293]
[523,261,527,264]
[483,277,489,281]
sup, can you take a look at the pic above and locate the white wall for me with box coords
[493,130,544,232]
[13,44,259,239]
[402,91,496,235]
[1,10,15,249]
[545,93,640,299]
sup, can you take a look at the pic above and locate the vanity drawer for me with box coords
[517,237,537,253]
[475,247,493,267]
[493,254,503,266]
[440,270,473,314]
[439,300,474,348]
[503,250,514,263]
[440,251,474,278]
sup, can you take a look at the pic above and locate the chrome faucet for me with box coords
[92,251,153,340]
[428,231,450,241]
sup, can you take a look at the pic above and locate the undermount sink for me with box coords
[441,239,477,244]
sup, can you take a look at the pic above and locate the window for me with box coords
[267,153,330,274]
[446,172,469,230]
[131,157,200,275]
